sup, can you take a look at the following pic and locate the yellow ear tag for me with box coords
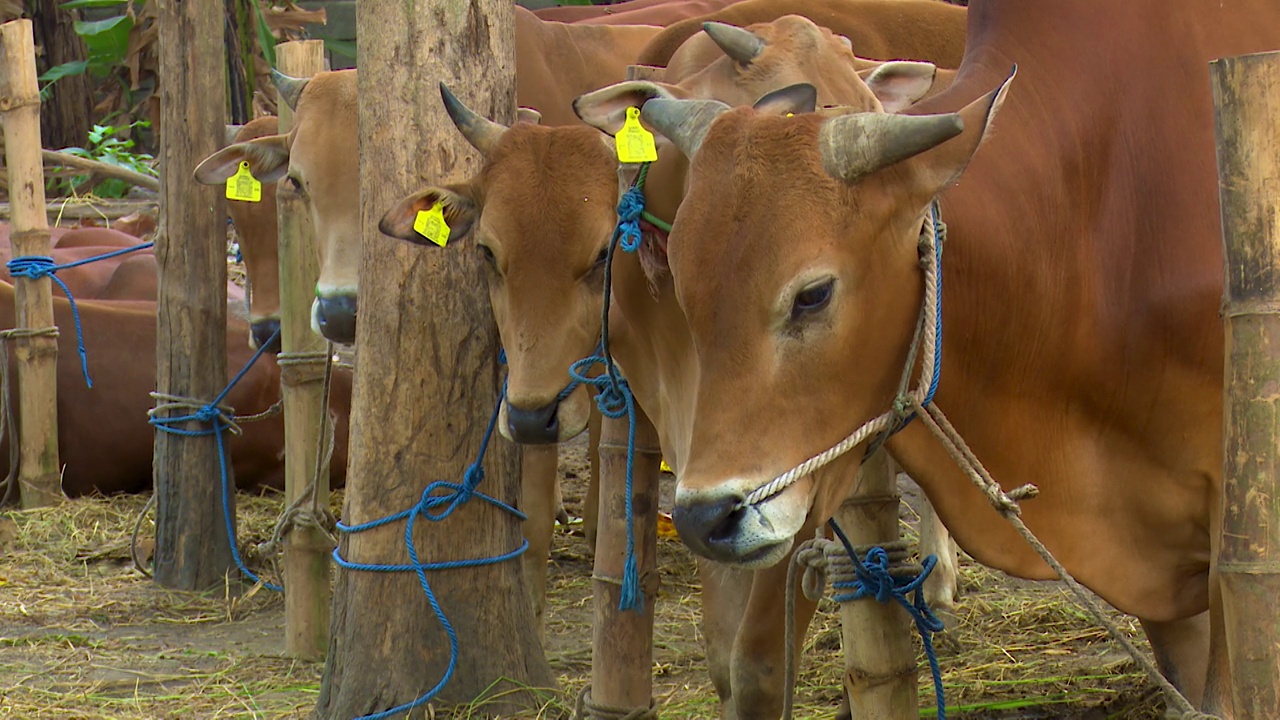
[615,106,658,164]
[413,200,451,247]
[660,459,673,473]
[786,113,794,117]
[225,161,262,202]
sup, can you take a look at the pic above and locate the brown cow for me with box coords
[535,0,741,25]
[636,0,1280,715]
[378,14,953,718]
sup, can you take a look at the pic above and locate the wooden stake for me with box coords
[274,39,330,662]
[314,0,554,715]
[1212,48,1280,717]
[588,412,660,716]
[835,449,918,719]
[0,19,61,508]
[152,0,233,590]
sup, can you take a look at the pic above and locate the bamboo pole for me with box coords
[587,412,660,717]
[274,39,330,661]
[1211,48,1280,717]
[834,449,918,719]
[0,19,61,508]
[152,0,233,590]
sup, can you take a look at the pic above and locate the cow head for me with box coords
[643,68,1015,568]
[195,70,359,345]
[223,117,283,352]
[379,86,617,444]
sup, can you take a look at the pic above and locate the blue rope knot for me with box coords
[828,519,948,719]
[615,185,647,253]
[194,404,222,423]
[7,242,155,388]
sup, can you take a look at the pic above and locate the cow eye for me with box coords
[791,279,834,320]
[286,175,304,193]
[477,244,496,266]
[593,247,609,267]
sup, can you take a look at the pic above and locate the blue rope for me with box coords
[148,325,283,592]
[331,377,529,720]
[827,518,947,720]
[7,241,155,388]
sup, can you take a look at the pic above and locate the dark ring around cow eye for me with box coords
[791,279,834,320]
[477,244,496,265]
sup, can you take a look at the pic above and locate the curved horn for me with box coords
[224,124,244,147]
[640,97,731,160]
[271,69,309,111]
[702,22,765,65]
[819,112,965,183]
[439,83,509,155]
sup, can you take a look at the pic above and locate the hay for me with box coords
[1,447,1165,719]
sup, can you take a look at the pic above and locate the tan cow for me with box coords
[636,0,1280,715]
[378,14,953,718]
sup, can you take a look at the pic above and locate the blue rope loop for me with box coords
[331,380,530,720]
[147,325,283,592]
[827,518,947,720]
[7,242,156,388]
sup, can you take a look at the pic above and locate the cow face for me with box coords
[380,87,617,445]
[196,70,360,345]
[223,118,283,352]
[645,70,1015,568]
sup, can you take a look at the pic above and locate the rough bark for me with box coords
[28,1,90,150]
[314,0,553,716]
[1212,48,1280,719]
[151,0,232,591]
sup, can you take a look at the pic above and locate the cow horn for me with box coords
[272,69,309,111]
[224,124,244,147]
[439,83,508,155]
[819,112,965,183]
[640,97,731,160]
[703,22,765,65]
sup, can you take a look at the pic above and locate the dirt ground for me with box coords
[1,428,1165,719]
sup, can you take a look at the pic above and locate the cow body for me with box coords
[533,0,740,26]
[643,1,1280,715]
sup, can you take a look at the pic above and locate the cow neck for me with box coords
[736,200,945,510]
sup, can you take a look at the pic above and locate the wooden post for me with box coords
[152,0,233,590]
[835,449,918,719]
[0,20,61,509]
[1211,48,1280,717]
[587,412,661,716]
[313,0,554,715]
[275,39,331,661]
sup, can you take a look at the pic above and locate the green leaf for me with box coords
[60,0,130,8]
[253,3,277,69]
[74,14,134,67]
[39,60,89,84]
[324,38,356,60]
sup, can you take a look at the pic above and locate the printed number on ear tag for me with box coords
[615,106,658,164]
[226,161,262,202]
[413,201,451,247]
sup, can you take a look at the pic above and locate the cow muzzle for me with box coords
[250,317,282,353]
[504,398,562,445]
[311,294,357,344]
[672,481,808,568]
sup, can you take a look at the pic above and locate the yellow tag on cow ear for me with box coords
[225,161,262,203]
[413,200,451,247]
[660,459,673,473]
[615,106,658,164]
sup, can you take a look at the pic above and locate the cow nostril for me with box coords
[315,294,357,344]
[672,495,744,551]
[707,506,746,545]
[505,399,561,445]
[250,318,282,352]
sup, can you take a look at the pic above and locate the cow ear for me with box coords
[378,185,477,246]
[573,80,692,134]
[194,135,291,184]
[752,83,817,116]
[902,65,1016,200]
[860,61,938,113]
[516,107,542,125]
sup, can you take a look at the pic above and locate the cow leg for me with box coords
[697,557,753,714]
[1140,612,1212,712]
[917,490,959,613]
[519,443,559,644]
[726,544,822,720]
[583,405,602,554]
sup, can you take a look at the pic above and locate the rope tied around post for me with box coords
[0,327,44,504]
[575,686,658,720]
[7,241,156,388]
[329,375,529,720]
[144,326,285,590]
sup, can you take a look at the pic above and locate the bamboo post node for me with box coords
[1211,48,1280,718]
[273,38,332,662]
[0,19,61,509]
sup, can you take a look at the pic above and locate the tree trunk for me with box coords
[1212,48,1280,718]
[27,0,90,150]
[151,0,232,591]
[314,0,553,717]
